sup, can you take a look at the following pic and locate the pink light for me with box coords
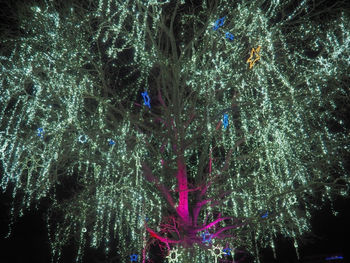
[176,158,190,224]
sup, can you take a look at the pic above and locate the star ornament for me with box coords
[130,254,138,262]
[246,45,261,69]
[201,231,212,244]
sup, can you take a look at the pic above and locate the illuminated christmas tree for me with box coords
[1,0,349,262]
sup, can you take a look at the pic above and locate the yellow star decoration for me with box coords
[209,244,225,263]
[166,247,181,263]
[246,45,261,69]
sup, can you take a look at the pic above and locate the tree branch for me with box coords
[146,226,181,244]
[210,223,247,240]
[142,163,176,210]
[195,217,232,233]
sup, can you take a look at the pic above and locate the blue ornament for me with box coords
[223,247,232,256]
[108,139,116,145]
[223,113,229,129]
[225,32,234,41]
[141,91,151,109]
[261,211,268,218]
[37,127,44,139]
[130,254,138,262]
[213,16,226,31]
[201,231,212,244]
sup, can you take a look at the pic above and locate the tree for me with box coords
[1,0,349,262]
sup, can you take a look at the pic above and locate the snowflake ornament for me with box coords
[78,134,88,143]
[209,244,225,263]
[166,247,181,263]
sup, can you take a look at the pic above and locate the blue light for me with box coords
[130,254,138,262]
[37,127,44,138]
[141,91,151,109]
[223,113,229,129]
[325,256,344,260]
[223,247,232,256]
[225,32,234,41]
[201,231,212,244]
[108,139,116,145]
[213,16,226,31]
[261,211,268,218]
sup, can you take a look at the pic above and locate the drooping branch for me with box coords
[142,163,176,210]
[210,223,247,240]
[183,110,196,131]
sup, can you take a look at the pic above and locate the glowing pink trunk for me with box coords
[176,158,191,224]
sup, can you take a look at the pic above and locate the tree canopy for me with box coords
[1,0,349,262]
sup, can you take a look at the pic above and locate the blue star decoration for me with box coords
[225,32,234,41]
[223,247,232,256]
[37,127,44,139]
[201,231,212,244]
[223,113,229,129]
[213,16,226,31]
[141,91,151,109]
[130,254,138,262]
